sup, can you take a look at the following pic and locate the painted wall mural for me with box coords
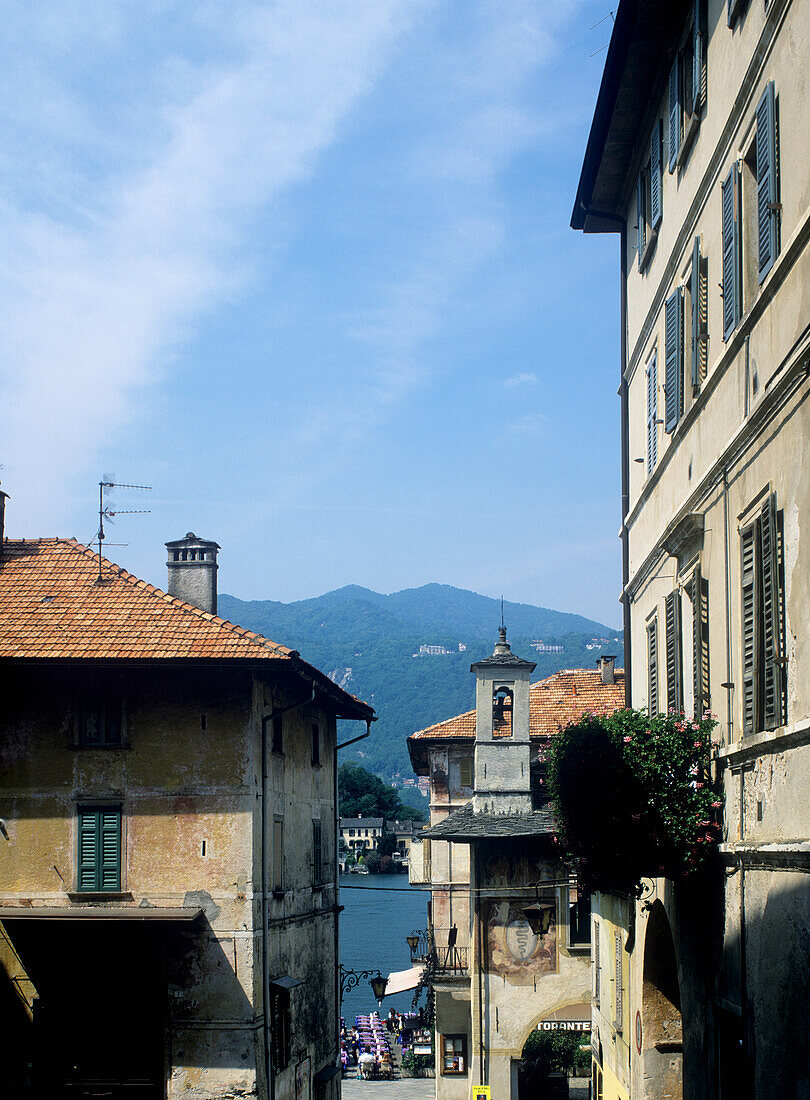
[485,895,557,981]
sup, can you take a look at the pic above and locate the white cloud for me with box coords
[507,412,547,435]
[504,372,538,388]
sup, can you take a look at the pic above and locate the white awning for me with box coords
[382,965,425,998]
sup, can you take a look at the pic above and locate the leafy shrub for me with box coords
[546,708,721,893]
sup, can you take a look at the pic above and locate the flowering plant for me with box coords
[546,708,721,894]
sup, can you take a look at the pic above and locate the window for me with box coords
[754,83,779,282]
[270,985,291,1070]
[647,616,660,716]
[492,686,513,737]
[568,888,591,947]
[79,695,122,746]
[311,720,321,766]
[669,1,707,171]
[691,568,710,719]
[721,164,742,339]
[646,350,658,473]
[741,494,786,735]
[593,921,601,1005]
[665,589,684,713]
[312,820,323,887]
[614,931,624,1031]
[77,806,121,892]
[272,714,283,755]
[459,756,473,788]
[440,1035,467,1075]
[273,817,284,893]
[664,287,684,433]
[636,120,662,273]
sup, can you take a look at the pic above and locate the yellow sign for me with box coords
[474,1087,491,1100]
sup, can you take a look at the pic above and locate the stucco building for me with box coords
[572,1,810,1097]
[408,637,624,1100]
[0,517,373,1100]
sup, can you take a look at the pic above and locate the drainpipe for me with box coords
[261,682,316,1100]
[722,467,734,738]
[619,221,632,706]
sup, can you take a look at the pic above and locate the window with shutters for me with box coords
[568,888,591,948]
[593,920,601,1005]
[721,163,742,340]
[669,1,707,172]
[647,616,660,716]
[664,287,684,433]
[665,590,684,713]
[686,236,707,398]
[270,985,292,1070]
[690,569,710,719]
[79,694,122,747]
[741,494,786,736]
[77,806,122,892]
[636,136,659,273]
[646,350,658,474]
[614,931,624,1031]
[458,756,473,789]
[742,83,779,295]
[312,820,323,887]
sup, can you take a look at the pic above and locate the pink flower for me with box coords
[694,741,703,748]
[623,736,632,743]
[711,800,722,808]
[695,782,704,789]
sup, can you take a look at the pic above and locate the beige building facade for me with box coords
[0,524,373,1100]
[573,1,810,1096]
[409,642,624,1100]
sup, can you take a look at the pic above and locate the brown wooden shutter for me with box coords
[692,569,709,718]
[665,590,684,713]
[740,521,760,736]
[759,495,784,729]
[647,618,659,716]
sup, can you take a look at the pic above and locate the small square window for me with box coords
[79,695,122,747]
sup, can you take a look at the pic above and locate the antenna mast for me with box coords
[96,478,152,584]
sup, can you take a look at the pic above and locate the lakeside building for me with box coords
[572,1,810,1097]
[408,637,624,1100]
[338,818,425,867]
[0,507,373,1100]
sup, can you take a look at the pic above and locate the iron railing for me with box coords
[409,927,469,975]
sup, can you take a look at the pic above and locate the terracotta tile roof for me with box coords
[410,668,625,742]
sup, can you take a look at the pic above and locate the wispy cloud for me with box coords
[507,412,547,435]
[504,372,538,388]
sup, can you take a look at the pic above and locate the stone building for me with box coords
[339,817,384,856]
[0,518,373,1099]
[572,1,810,1097]
[408,635,624,1100]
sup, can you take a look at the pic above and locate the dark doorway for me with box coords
[641,901,683,1100]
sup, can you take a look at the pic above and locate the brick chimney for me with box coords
[165,533,220,614]
[599,655,616,685]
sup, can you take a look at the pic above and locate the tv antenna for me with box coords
[95,476,152,584]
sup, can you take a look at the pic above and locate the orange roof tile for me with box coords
[410,668,625,741]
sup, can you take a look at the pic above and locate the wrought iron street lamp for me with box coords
[338,965,386,1006]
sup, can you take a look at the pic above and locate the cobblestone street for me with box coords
[341,1075,590,1100]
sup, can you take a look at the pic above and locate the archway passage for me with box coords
[642,901,683,1100]
[517,1017,590,1100]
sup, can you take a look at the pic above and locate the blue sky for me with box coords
[0,0,622,628]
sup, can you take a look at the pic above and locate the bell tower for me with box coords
[471,627,536,815]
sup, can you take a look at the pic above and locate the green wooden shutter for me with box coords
[100,809,121,890]
[78,808,101,890]
[665,591,683,713]
[692,569,709,719]
[664,288,683,432]
[668,59,681,172]
[647,618,659,716]
[690,236,702,392]
[740,522,759,736]
[650,121,662,230]
[756,82,778,281]
[647,352,658,472]
[759,495,784,729]
[692,0,706,115]
[721,165,741,339]
[637,173,646,269]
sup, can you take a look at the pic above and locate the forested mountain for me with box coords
[218,584,622,781]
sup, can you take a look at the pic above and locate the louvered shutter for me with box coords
[459,756,473,788]
[690,236,702,391]
[650,121,662,230]
[759,495,784,729]
[78,808,101,890]
[647,352,658,473]
[100,809,121,890]
[594,921,601,1004]
[665,590,683,713]
[756,82,778,281]
[692,569,709,718]
[637,173,646,269]
[647,618,659,715]
[693,0,706,115]
[668,60,680,172]
[740,522,759,736]
[721,165,741,339]
[664,288,683,432]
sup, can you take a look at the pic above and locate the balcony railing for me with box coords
[409,927,469,976]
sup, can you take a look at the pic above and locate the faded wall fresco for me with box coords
[485,896,557,981]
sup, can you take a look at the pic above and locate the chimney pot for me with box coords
[600,655,616,685]
[165,533,220,614]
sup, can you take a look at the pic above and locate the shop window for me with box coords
[440,1035,467,1075]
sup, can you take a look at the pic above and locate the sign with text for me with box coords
[474,1087,491,1100]
[537,1021,591,1032]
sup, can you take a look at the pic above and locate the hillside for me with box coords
[218,584,622,780]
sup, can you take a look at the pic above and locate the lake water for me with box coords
[339,873,429,1026]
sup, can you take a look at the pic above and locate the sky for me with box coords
[0,0,622,628]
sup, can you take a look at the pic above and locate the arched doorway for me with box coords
[516,1005,591,1100]
[641,901,683,1100]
